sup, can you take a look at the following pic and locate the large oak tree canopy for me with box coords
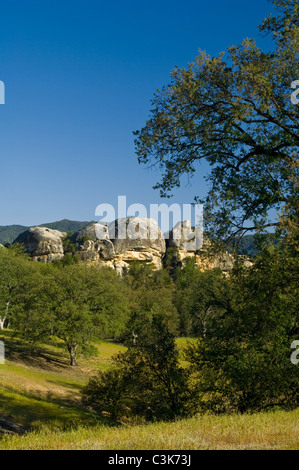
[134,0,299,241]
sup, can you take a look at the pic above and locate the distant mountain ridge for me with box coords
[236,234,257,257]
[0,219,90,245]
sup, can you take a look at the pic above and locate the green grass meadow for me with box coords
[0,330,298,450]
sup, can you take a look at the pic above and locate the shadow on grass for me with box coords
[0,383,114,435]
[0,331,121,436]
[0,330,72,371]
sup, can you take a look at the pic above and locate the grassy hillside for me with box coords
[0,330,298,450]
[0,330,125,433]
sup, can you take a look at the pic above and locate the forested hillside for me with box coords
[0,219,90,245]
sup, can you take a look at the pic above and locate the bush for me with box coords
[82,316,198,421]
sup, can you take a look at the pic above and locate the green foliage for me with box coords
[175,263,227,337]
[54,232,80,266]
[44,265,130,365]
[54,252,80,266]
[134,0,299,242]
[124,261,179,337]
[0,248,131,365]
[163,247,182,280]
[82,316,196,421]
[186,239,299,413]
[82,368,131,420]
[0,245,37,330]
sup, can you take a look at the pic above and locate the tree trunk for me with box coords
[0,301,10,330]
[68,343,77,366]
[0,316,6,330]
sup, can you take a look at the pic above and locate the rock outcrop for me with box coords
[14,218,251,274]
[72,218,166,274]
[14,227,66,262]
[167,220,203,253]
[108,217,166,273]
[71,223,115,263]
[168,221,234,273]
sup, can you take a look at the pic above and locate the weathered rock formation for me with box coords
[72,218,166,274]
[168,220,234,273]
[14,218,251,274]
[71,223,115,263]
[108,217,166,273]
[14,227,66,263]
[167,220,203,253]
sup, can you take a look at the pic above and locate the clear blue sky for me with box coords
[0,0,275,226]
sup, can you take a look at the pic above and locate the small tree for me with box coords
[8,261,130,366]
[49,264,130,366]
[0,245,38,330]
[83,315,197,421]
[82,368,130,421]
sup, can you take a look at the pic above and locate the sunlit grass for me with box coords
[0,386,97,431]
[0,330,125,432]
[0,330,298,450]
[1,409,298,450]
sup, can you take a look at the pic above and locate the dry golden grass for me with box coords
[1,409,298,450]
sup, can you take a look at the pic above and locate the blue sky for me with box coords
[0,0,275,226]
